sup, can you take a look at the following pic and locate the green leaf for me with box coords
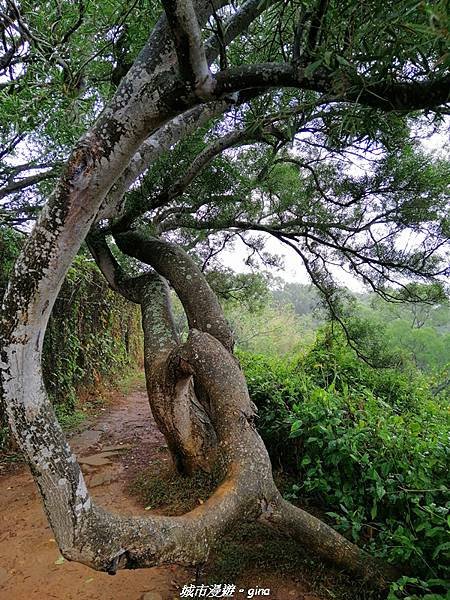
[290,420,303,438]
[304,59,323,78]
[432,542,450,560]
[336,55,352,68]
[371,502,378,520]
[410,422,421,436]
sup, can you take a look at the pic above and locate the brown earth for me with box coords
[0,377,323,600]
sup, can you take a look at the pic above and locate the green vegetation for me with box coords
[42,253,143,409]
[264,282,450,379]
[240,317,449,599]
[130,278,449,598]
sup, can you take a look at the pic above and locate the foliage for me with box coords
[206,268,270,313]
[272,282,325,322]
[2,0,449,312]
[241,324,450,597]
[0,229,143,446]
[171,268,315,355]
[354,288,450,375]
[228,300,316,356]
[386,320,450,374]
[273,281,450,376]
[54,406,87,432]
[42,253,143,408]
[0,0,161,156]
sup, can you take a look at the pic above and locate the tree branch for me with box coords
[214,63,450,112]
[205,0,281,65]
[162,0,214,97]
[115,231,234,352]
[0,166,61,200]
[85,231,139,302]
[98,102,230,222]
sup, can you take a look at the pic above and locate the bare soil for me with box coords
[0,377,326,600]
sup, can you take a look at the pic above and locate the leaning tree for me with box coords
[1,0,449,587]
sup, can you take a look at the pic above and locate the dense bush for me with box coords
[42,254,143,412]
[240,327,449,598]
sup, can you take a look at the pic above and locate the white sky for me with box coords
[221,234,366,291]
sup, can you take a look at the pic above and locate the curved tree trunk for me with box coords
[138,274,218,474]
[1,202,397,589]
[87,233,217,474]
[114,231,237,473]
[89,232,398,585]
[115,231,235,352]
[78,230,402,586]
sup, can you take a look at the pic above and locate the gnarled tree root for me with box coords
[31,329,394,589]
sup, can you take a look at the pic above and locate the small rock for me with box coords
[101,444,132,452]
[0,567,9,585]
[81,465,96,474]
[89,473,113,487]
[94,450,122,458]
[142,593,163,600]
[78,454,112,467]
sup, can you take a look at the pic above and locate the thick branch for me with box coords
[162,0,214,97]
[261,497,399,584]
[100,101,229,223]
[214,64,450,112]
[115,231,234,352]
[85,232,138,302]
[111,123,284,233]
[86,230,217,473]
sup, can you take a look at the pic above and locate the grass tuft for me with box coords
[130,461,219,515]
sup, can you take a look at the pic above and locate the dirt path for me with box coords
[0,378,324,600]
[0,379,191,600]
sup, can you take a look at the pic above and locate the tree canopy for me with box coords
[1,1,449,313]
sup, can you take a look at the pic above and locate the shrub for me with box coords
[241,327,450,598]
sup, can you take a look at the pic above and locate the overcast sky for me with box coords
[221,124,449,292]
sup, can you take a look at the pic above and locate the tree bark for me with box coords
[88,231,397,585]
[82,229,400,584]
[115,231,234,352]
[138,275,218,474]
[87,232,217,474]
